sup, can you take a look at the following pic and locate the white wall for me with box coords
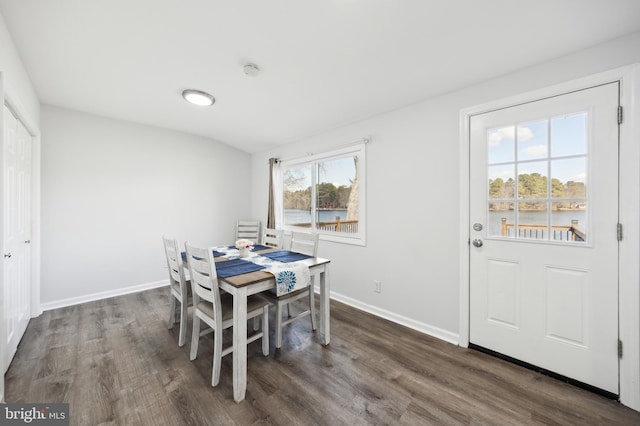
[250,31,640,342]
[41,105,252,307]
[0,12,39,127]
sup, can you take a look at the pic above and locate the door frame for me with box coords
[459,64,640,411]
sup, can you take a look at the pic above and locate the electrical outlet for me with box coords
[373,280,382,293]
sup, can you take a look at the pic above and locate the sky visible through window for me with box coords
[319,156,356,187]
[487,112,587,185]
[286,156,356,190]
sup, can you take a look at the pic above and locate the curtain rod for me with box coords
[273,135,371,163]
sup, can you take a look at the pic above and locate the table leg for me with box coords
[319,264,331,345]
[232,287,248,402]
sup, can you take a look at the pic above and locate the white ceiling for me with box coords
[1,1,640,153]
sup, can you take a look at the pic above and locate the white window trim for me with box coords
[277,144,366,246]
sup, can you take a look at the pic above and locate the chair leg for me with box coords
[212,326,223,387]
[253,316,260,331]
[276,302,283,349]
[178,298,188,347]
[261,306,269,356]
[309,288,317,331]
[168,293,177,329]
[190,313,200,361]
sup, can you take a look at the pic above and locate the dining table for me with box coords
[212,247,331,402]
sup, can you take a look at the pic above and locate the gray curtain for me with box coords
[267,158,278,228]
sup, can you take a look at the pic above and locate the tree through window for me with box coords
[279,144,366,245]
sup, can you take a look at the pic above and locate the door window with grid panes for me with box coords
[487,113,588,243]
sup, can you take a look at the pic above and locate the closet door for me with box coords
[3,105,32,372]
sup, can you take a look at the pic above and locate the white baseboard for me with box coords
[39,280,170,312]
[39,281,458,347]
[323,287,460,345]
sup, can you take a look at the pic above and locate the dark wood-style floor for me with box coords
[5,288,640,425]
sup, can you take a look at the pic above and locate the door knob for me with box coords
[472,239,483,248]
[4,252,11,258]
[24,240,30,244]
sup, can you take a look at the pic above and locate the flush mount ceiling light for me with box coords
[242,63,260,77]
[182,89,215,106]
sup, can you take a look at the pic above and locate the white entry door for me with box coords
[469,83,619,394]
[3,105,32,372]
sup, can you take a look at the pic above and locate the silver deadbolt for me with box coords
[472,239,483,248]
[4,252,11,258]
[473,223,483,231]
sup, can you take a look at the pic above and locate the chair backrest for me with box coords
[235,220,261,242]
[184,242,222,322]
[162,236,188,289]
[290,232,319,257]
[262,228,284,249]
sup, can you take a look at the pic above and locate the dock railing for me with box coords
[290,218,359,233]
[501,218,585,242]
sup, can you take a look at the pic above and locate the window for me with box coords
[486,112,588,243]
[278,144,366,245]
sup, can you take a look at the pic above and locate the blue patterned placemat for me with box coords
[260,250,313,263]
[216,259,266,278]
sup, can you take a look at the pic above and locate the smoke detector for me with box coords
[242,63,260,77]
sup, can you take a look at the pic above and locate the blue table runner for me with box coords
[216,259,266,278]
[226,244,271,251]
[181,250,224,260]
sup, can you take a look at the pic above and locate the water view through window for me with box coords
[283,155,359,234]
[487,112,588,243]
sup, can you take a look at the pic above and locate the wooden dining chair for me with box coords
[263,231,319,348]
[235,220,261,243]
[184,242,271,387]
[162,236,191,347]
[262,227,284,249]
